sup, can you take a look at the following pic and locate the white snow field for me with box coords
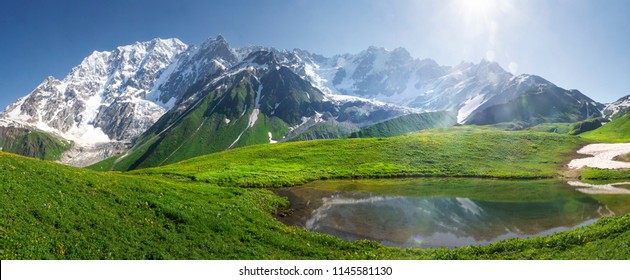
[568,143,630,169]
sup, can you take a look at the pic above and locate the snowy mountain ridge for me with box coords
[0,35,612,166]
[292,48,595,123]
[2,38,188,145]
[603,95,630,120]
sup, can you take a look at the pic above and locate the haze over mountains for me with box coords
[0,35,616,168]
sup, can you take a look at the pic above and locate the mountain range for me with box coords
[0,35,615,168]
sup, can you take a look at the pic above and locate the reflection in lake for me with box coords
[275,179,630,248]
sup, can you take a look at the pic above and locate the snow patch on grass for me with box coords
[568,143,630,169]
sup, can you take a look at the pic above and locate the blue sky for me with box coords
[1,0,629,110]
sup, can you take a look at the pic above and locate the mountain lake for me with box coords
[274,178,630,248]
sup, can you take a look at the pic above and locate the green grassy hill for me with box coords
[467,88,601,126]
[3,127,630,259]
[0,126,72,161]
[289,120,357,141]
[528,122,574,134]
[348,111,457,138]
[526,118,604,135]
[0,151,338,259]
[580,114,630,143]
[134,127,585,187]
[90,73,293,172]
[88,68,333,172]
[576,113,630,180]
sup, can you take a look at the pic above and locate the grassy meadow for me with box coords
[575,115,630,180]
[133,126,585,187]
[580,114,630,143]
[2,126,629,259]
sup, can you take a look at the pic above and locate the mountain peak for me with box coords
[202,35,230,47]
[478,58,498,67]
[243,50,279,67]
[150,37,186,48]
[476,59,508,74]
[391,47,410,55]
[453,60,474,70]
[614,95,630,103]
[366,45,387,53]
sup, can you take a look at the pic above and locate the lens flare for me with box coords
[413,235,425,246]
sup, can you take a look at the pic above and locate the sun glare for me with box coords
[457,0,501,24]
[452,0,507,61]
[459,0,499,23]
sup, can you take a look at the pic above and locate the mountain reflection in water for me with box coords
[275,179,623,248]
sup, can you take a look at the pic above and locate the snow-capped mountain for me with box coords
[2,38,187,144]
[603,95,630,120]
[0,38,187,165]
[0,35,612,167]
[293,47,601,123]
[466,81,602,125]
[105,48,416,171]
[147,35,238,106]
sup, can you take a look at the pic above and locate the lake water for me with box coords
[275,178,630,248]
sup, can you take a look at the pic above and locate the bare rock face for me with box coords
[149,35,239,105]
[60,141,131,168]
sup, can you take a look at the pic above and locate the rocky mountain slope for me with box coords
[0,35,615,167]
[1,38,188,165]
[603,95,630,120]
[465,77,603,125]
[96,49,414,171]
[298,48,602,124]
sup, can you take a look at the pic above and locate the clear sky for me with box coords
[1,0,629,110]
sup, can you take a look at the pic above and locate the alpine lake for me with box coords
[274,178,630,248]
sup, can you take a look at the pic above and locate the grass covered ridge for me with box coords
[580,114,630,143]
[348,111,457,138]
[2,151,629,259]
[134,127,586,187]
[0,126,72,161]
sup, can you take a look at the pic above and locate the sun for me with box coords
[458,0,499,23]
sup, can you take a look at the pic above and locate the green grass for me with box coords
[0,126,72,161]
[513,118,604,136]
[567,118,604,135]
[2,151,629,259]
[290,121,356,141]
[86,154,123,172]
[581,168,630,181]
[580,114,630,143]
[348,111,457,138]
[528,122,574,134]
[88,79,292,172]
[134,127,586,187]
